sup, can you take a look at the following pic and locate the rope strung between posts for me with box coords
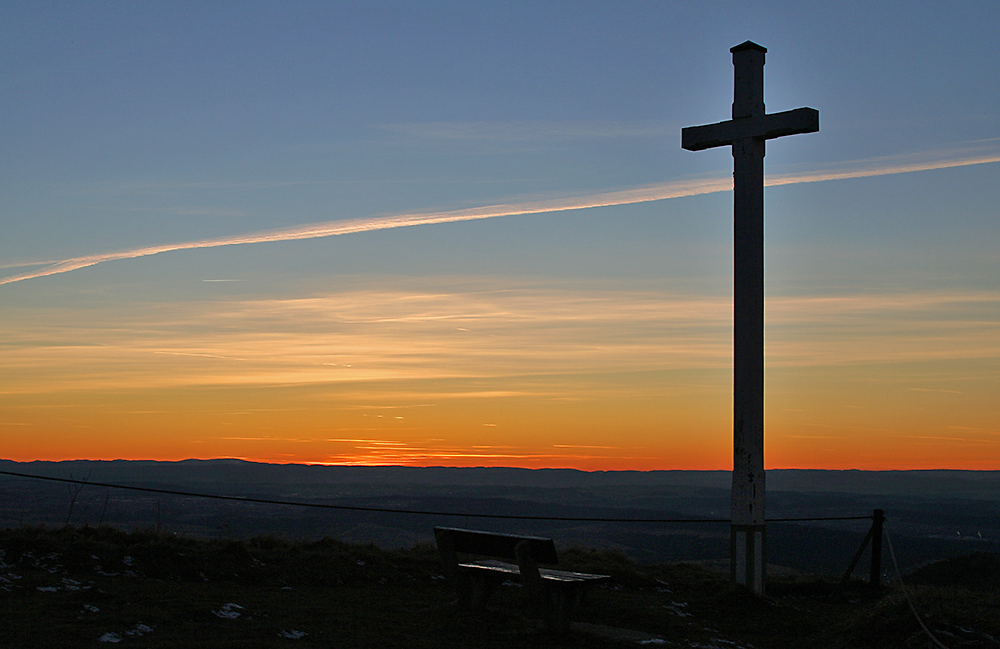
[0,469,872,524]
[884,522,951,649]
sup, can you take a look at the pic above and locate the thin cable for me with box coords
[766,516,872,522]
[0,469,873,525]
[0,469,726,523]
[884,523,951,649]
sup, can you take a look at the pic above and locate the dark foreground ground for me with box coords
[1,526,998,648]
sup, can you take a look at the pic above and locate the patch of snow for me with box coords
[36,586,59,592]
[1,572,22,591]
[98,633,122,643]
[213,603,244,619]
[125,624,153,637]
[83,604,100,613]
[689,639,754,649]
[36,552,63,573]
[279,630,308,639]
[662,600,692,618]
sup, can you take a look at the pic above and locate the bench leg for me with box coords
[461,572,506,611]
[543,586,585,632]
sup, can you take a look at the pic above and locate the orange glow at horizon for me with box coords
[2,280,997,471]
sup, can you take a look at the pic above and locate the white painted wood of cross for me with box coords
[681,41,818,594]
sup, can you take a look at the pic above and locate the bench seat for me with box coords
[460,558,612,583]
[434,527,611,631]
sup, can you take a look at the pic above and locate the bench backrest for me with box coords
[434,527,559,565]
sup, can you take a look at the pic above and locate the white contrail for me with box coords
[2,143,998,286]
[0,178,731,286]
[765,144,1000,186]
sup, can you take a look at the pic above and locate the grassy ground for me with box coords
[1,526,997,648]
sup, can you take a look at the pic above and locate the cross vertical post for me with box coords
[731,42,766,596]
[681,42,818,595]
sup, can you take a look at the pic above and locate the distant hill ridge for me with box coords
[3,459,999,499]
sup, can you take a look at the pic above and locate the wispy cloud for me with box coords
[133,206,248,218]
[381,119,673,141]
[766,291,1000,366]
[553,444,619,449]
[69,179,327,197]
[152,350,246,361]
[0,260,61,271]
[2,140,997,286]
[5,279,995,396]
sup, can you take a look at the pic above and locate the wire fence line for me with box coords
[0,469,875,524]
[885,523,953,649]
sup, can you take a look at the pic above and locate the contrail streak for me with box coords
[764,145,1000,186]
[2,144,997,286]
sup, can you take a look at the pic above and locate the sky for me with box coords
[1,1,997,471]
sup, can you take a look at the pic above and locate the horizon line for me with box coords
[2,457,995,472]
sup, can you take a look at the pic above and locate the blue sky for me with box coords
[1,2,997,469]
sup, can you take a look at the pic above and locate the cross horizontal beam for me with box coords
[681,107,818,152]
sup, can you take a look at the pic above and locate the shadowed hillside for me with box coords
[1,526,998,648]
[2,461,998,579]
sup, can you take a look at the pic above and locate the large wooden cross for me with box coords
[681,41,818,594]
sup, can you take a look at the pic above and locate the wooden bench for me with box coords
[433,527,611,631]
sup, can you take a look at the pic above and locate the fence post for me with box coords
[869,509,884,589]
[839,508,885,590]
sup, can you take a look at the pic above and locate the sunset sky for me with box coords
[2,2,998,470]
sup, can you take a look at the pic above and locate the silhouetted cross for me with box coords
[681,41,818,595]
